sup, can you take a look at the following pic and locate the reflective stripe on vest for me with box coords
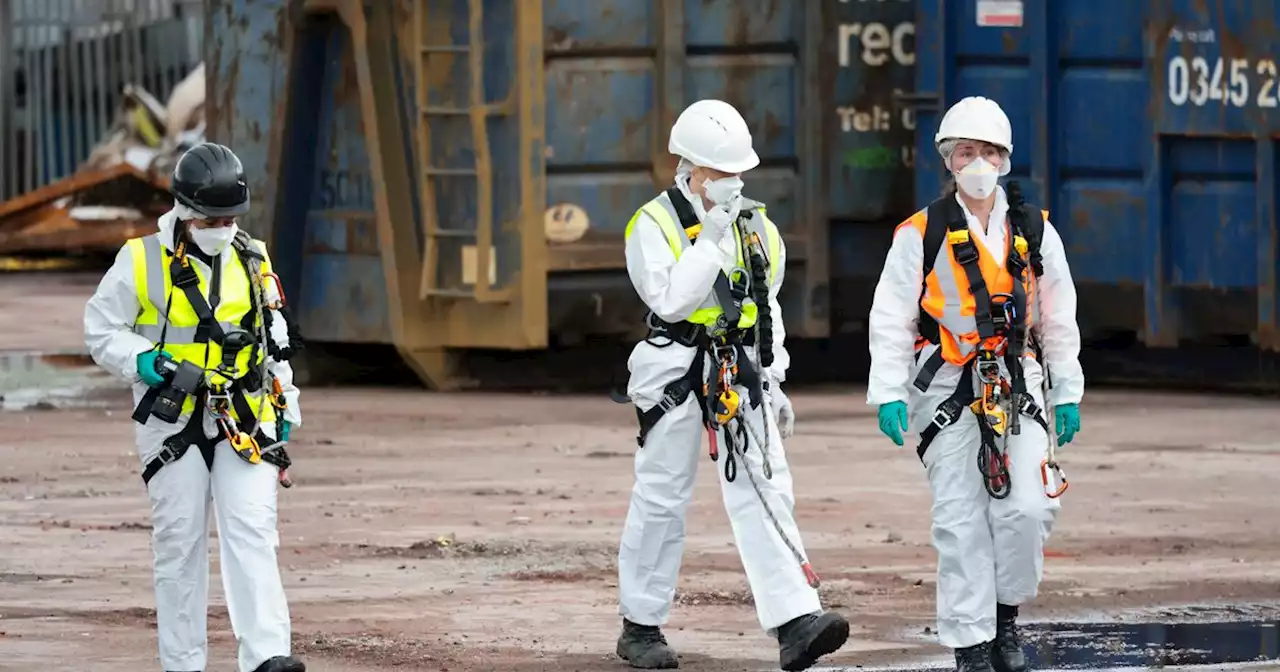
[902,209,1041,365]
[126,234,276,423]
[623,191,783,329]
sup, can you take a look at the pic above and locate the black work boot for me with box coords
[991,603,1028,672]
[955,641,996,672]
[616,618,679,669]
[776,611,850,671]
[252,656,306,672]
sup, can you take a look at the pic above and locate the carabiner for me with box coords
[263,271,288,308]
[1041,459,1068,498]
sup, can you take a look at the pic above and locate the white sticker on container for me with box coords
[977,0,1023,28]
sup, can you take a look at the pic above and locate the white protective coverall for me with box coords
[866,182,1084,649]
[618,159,822,632]
[84,206,302,672]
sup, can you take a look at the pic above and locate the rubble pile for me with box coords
[0,64,206,259]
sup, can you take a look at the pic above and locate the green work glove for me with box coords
[280,420,292,443]
[877,401,909,446]
[136,350,167,388]
[1054,403,1081,446]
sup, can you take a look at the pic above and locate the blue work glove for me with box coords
[1054,403,1081,446]
[877,401,909,446]
[280,420,292,443]
[136,350,168,388]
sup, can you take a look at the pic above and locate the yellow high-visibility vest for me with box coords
[624,191,783,329]
[126,234,277,423]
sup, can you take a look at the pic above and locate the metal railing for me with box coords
[0,0,203,201]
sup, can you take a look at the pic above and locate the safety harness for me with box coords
[912,181,1058,499]
[611,187,822,589]
[624,188,770,471]
[133,228,302,487]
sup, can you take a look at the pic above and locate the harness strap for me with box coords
[665,187,745,327]
[141,391,217,486]
[634,348,708,447]
[131,384,164,425]
[919,196,1036,348]
[949,222,997,340]
[915,367,1052,464]
[230,382,287,467]
[171,251,226,345]
[916,361,976,462]
[913,349,946,393]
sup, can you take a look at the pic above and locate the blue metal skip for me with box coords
[204,0,1280,390]
[914,0,1280,350]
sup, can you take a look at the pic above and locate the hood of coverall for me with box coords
[156,201,240,257]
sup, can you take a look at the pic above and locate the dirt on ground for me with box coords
[0,272,104,353]
[2,381,1280,671]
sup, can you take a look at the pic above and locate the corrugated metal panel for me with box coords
[1,0,203,201]
[822,0,917,335]
[541,0,828,338]
[210,0,832,361]
[915,0,1280,350]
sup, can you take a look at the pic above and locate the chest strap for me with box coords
[665,187,746,328]
[915,196,1034,393]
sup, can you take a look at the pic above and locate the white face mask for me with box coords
[189,223,238,256]
[703,175,744,206]
[954,157,1000,200]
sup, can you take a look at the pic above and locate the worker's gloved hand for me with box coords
[136,350,167,388]
[280,420,292,443]
[1054,403,1080,446]
[769,385,795,439]
[877,401,909,446]
[698,203,735,244]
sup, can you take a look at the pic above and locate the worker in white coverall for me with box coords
[84,143,307,672]
[615,99,850,672]
[867,97,1084,672]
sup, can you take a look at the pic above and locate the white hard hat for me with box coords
[668,99,760,174]
[934,96,1013,155]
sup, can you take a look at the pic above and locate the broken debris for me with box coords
[0,64,207,260]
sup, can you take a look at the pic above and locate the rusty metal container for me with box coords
[205,0,917,388]
[913,0,1280,366]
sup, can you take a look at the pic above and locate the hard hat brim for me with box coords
[702,150,760,174]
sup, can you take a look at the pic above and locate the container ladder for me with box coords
[413,0,508,303]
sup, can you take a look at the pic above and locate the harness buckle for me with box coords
[657,384,685,413]
[989,292,1017,335]
[154,444,183,466]
[975,351,1002,385]
[728,265,751,299]
[931,400,962,430]
[952,240,980,265]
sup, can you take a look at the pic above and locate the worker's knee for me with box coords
[993,488,1059,542]
[931,502,989,556]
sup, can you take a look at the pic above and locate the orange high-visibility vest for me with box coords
[897,199,1049,367]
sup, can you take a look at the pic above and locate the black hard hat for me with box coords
[171,142,251,218]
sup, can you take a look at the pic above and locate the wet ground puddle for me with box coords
[816,619,1280,671]
[1023,619,1280,669]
